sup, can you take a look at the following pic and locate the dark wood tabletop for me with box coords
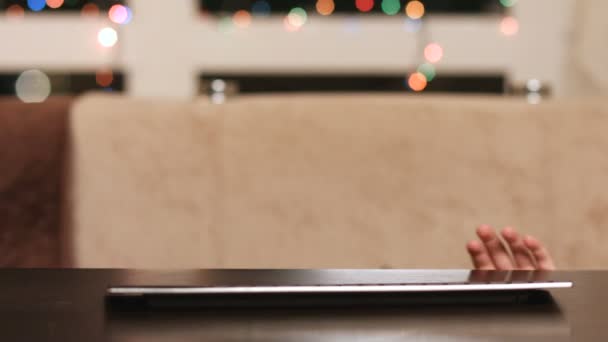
[0,269,605,341]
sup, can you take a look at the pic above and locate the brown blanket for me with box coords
[0,97,71,267]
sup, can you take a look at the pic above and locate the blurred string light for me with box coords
[424,43,443,63]
[356,0,374,12]
[404,18,422,33]
[285,7,307,32]
[6,4,25,19]
[417,63,436,81]
[98,27,118,48]
[15,70,51,103]
[95,69,114,87]
[108,4,133,25]
[500,16,519,36]
[27,0,46,12]
[381,0,400,15]
[526,79,542,104]
[316,0,335,16]
[408,72,427,92]
[405,1,424,19]
[211,79,227,93]
[499,0,517,7]
[233,10,252,28]
[210,79,227,104]
[526,79,541,93]
[46,0,64,9]
[81,3,99,16]
[251,0,271,16]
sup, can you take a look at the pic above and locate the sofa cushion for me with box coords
[68,93,608,268]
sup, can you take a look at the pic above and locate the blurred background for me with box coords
[2,0,605,102]
[2,0,608,269]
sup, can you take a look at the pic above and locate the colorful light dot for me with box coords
[46,0,64,9]
[6,4,25,18]
[108,4,132,25]
[408,72,428,92]
[417,63,436,81]
[500,16,519,36]
[381,0,401,15]
[316,0,335,16]
[251,0,271,16]
[500,0,518,7]
[356,0,374,12]
[81,3,99,16]
[15,70,51,103]
[233,10,252,28]
[97,27,118,48]
[405,1,424,19]
[526,79,541,92]
[424,43,443,63]
[211,79,227,93]
[27,0,46,12]
[287,7,307,29]
[283,16,299,32]
[95,69,114,87]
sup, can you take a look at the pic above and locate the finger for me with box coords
[501,227,535,270]
[466,240,495,270]
[476,225,514,270]
[523,235,556,270]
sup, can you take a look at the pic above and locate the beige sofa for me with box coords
[62,93,608,269]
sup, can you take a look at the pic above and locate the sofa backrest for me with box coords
[68,94,608,268]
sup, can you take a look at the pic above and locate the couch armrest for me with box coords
[0,97,72,267]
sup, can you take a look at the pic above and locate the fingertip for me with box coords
[523,235,539,249]
[476,224,494,241]
[501,226,518,241]
[467,240,482,254]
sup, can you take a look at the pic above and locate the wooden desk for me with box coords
[0,270,604,341]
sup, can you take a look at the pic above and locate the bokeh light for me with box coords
[408,72,427,92]
[417,63,436,81]
[316,0,335,16]
[405,1,425,19]
[81,3,99,16]
[46,0,64,9]
[251,0,271,16]
[286,7,307,29]
[526,79,541,92]
[108,4,132,25]
[283,16,299,32]
[6,4,25,19]
[95,69,114,87]
[211,79,226,93]
[98,27,118,48]
[500,16,519,36]
[424,43,443,63]
[381,0,401,15]
[356,0,374,12]
[500,0,517,7]
[233,10,252,28]
[404,18,422,33]
[27,0,46,12]
[15,70,52,103]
